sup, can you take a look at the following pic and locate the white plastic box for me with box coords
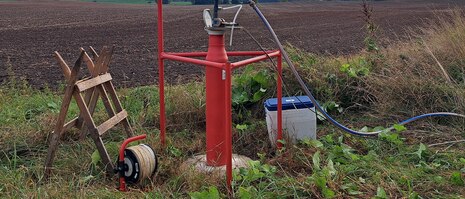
[264,96,317,146]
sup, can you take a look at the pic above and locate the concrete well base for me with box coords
[180,154,252,179]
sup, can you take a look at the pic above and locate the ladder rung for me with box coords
[97,110,128,136]
[63,117,78,131]
[75,73,112,92]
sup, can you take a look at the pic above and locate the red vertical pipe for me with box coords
[277,53,283,149]
[224,63,233,190]
[157,0,166,146]
[206,32,229,166]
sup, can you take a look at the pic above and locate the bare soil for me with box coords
[0,0,464,89]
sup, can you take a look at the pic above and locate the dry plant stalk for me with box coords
[421,38,454,84]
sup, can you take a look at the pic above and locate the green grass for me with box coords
[1,76,464,198]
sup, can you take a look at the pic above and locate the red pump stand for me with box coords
[205,30,229,166]
[156,1,283,188]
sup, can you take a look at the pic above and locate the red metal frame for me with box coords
[157,2,282,187]
[157,1,166,147]
[224,62,233,189]
[277,54,283,149]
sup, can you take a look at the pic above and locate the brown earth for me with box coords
[0,0,464,89]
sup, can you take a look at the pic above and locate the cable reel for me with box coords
[116,134,158,191]
[121,144,158,183]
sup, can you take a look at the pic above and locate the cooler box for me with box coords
[264,96,317,146]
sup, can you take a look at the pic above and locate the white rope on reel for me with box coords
[124,144,158,183]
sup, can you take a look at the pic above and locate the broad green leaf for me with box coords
[340,63,350,72]
[326,159,336,176]
[253,72,269,87]
[433,176,445,184]
[238,187,253,199]
[375,187,388,199]
[189,186,220,199]
[460,158,465,163]
[360,126,369,132]
[338,135,344,144]
[322,187,335,198]
[348,68,358,77]
[47,102,58,112]
[252,91,264,102]
[314,175,327,189]
[373,126,386,131]
[349,190,363,195]
[302,139,324,148]
[168,145,182,157]
[91,150,101,166]
[236,124,248,131]
[415,143,427,159]
[207,186,220,198]
[393,124,407,132]
[450,171,464,186]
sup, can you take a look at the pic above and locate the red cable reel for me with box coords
[116,134,158,192]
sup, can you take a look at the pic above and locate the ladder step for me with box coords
[97,110,128,136]
[75,73,112,92]
[63,117,78,131]
[51,117,79,135]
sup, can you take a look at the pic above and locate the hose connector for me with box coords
[248,0,256,7]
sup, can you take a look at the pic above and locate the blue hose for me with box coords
[249,1,465,136]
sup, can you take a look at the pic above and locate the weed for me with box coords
[232,65,273,122]
[361,0,379,53]
[189,186,221,199]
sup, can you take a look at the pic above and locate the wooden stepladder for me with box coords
[44,46,133,178]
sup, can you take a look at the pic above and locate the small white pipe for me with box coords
[221,5,242,10]
[222,5,242,46]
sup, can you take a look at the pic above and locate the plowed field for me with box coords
[0,0,463,89]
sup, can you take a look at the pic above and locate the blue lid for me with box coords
[264,96,314,111]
